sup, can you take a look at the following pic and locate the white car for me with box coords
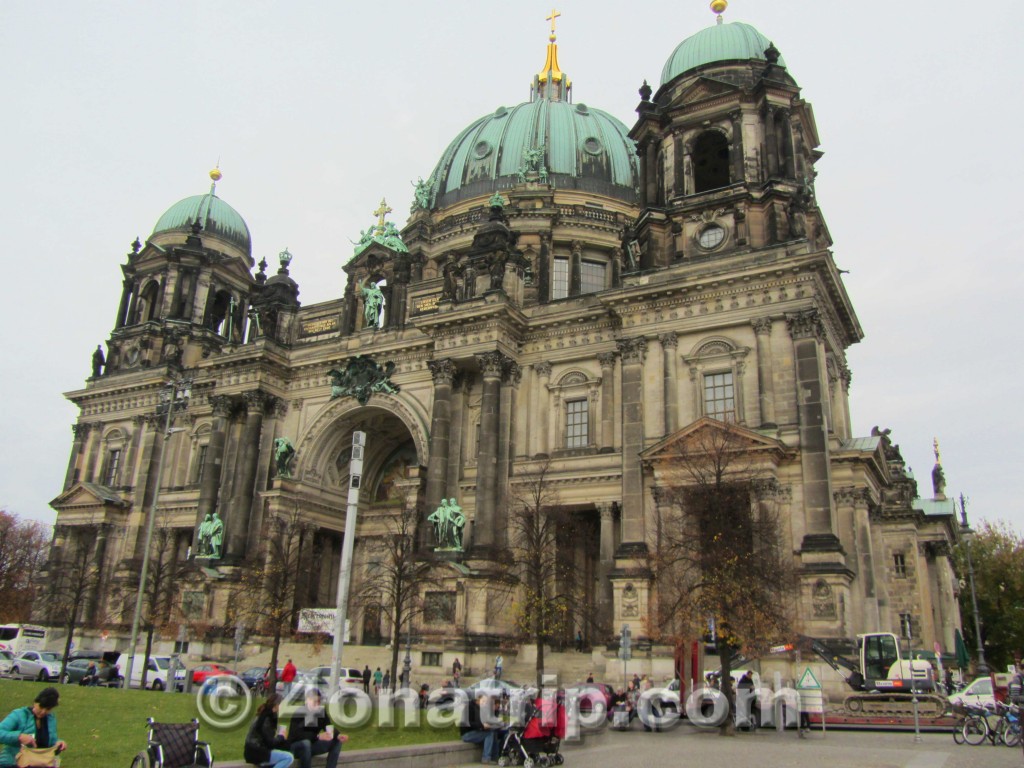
[0,650,14,676]
[949,677,996,709]
[10,650,61,681]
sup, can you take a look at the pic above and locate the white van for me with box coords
[118,654,187,691]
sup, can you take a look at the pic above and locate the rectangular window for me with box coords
[552,257,569,300]
[105,449,121,486]
[424,591,456,624]
[703,372,735,422]
[566,399,589,449]
[580,261,606,294]
[899,613,913,640]
[422,651,442,667]
[194,445,208,485]
[893,553,907,578]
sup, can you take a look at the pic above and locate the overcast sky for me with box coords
[1,0,1020,533]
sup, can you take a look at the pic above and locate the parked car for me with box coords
[300,666,364,689]
[949,676,996,709]
[10,650,62,681]
[239,666,279,693]
[61,658,119,686]
[190,663,235,686]
[0,650,14,677]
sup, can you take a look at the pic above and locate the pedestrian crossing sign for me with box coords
[797,667,821,690]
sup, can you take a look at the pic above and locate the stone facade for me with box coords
[44,17,962,661]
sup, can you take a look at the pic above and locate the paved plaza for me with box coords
[458,724,1024,768]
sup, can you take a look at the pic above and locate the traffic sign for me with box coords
[797,667,821,690]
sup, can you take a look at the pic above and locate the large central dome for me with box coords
[422,30,639,211]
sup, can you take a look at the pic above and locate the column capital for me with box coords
[209,394,235,418]
[597,352,617,370]
[840,363,852,388]
[785,309,824,341]
[833,486,872,508]
[751,317,773,335]
[534,361,553,378]
[427,358,457,386]
[477,351,507,377]
[71,422,93,439]
[571,240,584,256]
[658,333,678,349]
[503,360,522,386]
[242,390,269,413]
[616,337,647,364]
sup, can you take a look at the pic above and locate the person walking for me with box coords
[493,654,503,680]
[244,693,293,768]
[453,657,462,687]
[372,667,382,695]
[362,665,371,695]
[281,659,297,694]
[0,687,68,767]
[382,670,391,694]
[575,631,583,653]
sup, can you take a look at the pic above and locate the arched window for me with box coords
[137,280,160,323]
[692,131,730,193]
[207,290,232,335]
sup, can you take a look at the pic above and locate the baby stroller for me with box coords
[498,697,566,768]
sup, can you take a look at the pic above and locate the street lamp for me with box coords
[124,378,192,691]
[402,614,412,689]
[958,493,989,676]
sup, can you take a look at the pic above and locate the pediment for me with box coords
[669,77,741,109]
[641,417,791,464]
[50,482,128,511]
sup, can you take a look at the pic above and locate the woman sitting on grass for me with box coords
[244,693,293,768]
[0,687,67,766]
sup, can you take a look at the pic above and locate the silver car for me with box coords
[10,650,62,681]
[0,650,14,676]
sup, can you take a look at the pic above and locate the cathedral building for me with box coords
[46,4,962,665]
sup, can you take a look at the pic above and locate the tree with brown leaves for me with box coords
[0,509,49,624]
[646,419,797,733]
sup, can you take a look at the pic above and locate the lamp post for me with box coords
[402,614,412,689]
[958,493,989,676]
[124,378,192,691]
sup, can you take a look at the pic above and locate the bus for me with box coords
[0,624,48,654]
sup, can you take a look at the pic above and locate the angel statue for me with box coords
[274,437,296,478]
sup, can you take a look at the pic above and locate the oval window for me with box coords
[474,141,492,159]
[583,137,602,155]
[698,225,725,250]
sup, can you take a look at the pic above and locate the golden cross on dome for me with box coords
[373,198,393,228]
[546,8,561,40]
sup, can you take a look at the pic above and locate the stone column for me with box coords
[831,364,851,440]
[115,279,132,329]
[473,352,505,554]
[617,337,647,551]
[126,279,140,325]
[246,397,288,556]
[570,241,582,297]
[447,374,467,497]
[660,333,679,435]
[780,110,796,178]
[598,353,616,452]
[786,311,839,549]
[765,106,778,177]
[535,362,552,457]
[83,422,103,484]
[730,111,745,184]
[645,139,659,207]
[596,502,616,633]
[752,317,777,428]
[637,142,649,208]
[85,523,112,624]
[425,359,456,519]
[64,423,91,490]
[225,390,267,559]
[495,361,520,543]
[194,395,234,550]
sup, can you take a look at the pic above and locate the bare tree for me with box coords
[230,507,313,690]
[508,459,580,689]
[37,526,102,681]
[355,504,433,687]
[0,509,50,623]
[647,420,797,733]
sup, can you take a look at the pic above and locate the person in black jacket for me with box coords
[286,688,346,768]
[460,692,504,764]
[244,693,293,768]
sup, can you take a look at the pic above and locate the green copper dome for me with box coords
[423,98,639,209]
[661,21,784,85]
[152,192,252,256]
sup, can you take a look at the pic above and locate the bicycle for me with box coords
[996,702,1021,747]
[961,703,1000,745]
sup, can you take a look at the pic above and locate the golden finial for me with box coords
[933,437,941,464]
[711,0,728,23]
[209,167,222,183]
[546,8,561,42]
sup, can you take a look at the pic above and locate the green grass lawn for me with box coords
[0,680,459,768]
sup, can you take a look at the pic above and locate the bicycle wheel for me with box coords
[1000,720,1021,747]
[952,718,966,745]
[962,716,988,746]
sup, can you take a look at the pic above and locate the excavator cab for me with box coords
[857,632,935,692]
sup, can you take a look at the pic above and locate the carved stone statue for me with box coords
[208,512,224,559]
[428,498,465,551]
[328,356,401,406]
[274,437,296,478]
[488,253,506,291]
[360,279,385,328]
[411,177,432,211]
[91,345,105,378]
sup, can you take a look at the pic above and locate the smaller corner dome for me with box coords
[660,21,785,85]
[152,193,252,256]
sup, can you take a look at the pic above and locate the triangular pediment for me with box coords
[50,482,128,511]
[641,417,790,464]
[670,77,741,109]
